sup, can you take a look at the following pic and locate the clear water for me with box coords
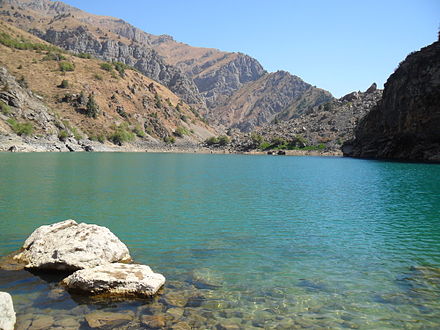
[0,153,439,329]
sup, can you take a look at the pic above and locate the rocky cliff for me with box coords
[0,21,214,151]
[213,71,333,132]
[343,40,440,162]
[0,0,206,108]
[0,0,267,112]
[225,84,382,152]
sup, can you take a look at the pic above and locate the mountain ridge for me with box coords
[0,0,333,133]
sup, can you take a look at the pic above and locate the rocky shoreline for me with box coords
[0,134,342,156]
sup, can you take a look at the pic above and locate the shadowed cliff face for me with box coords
[212,71,333,132]
[343,40,440,162]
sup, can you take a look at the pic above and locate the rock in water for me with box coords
[13,220,131,271]
[85,311,133,329]
[0,292,15,330]
[62,263,165,297]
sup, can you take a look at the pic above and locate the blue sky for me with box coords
[62,0,439,97]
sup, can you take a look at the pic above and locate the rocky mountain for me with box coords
[0,0,267,114]
[0,0,206,108]
[150,39,266,110]
[343,39,440,162]
[224,84,382,152]
[212,70,333,132]
[0,0,331,133]
[0,21,214,151]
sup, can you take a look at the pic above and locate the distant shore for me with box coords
[0,134,342,156]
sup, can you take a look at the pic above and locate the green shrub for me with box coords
[180,114,188,123]
[113,61,128,77]
[0,101,11,115]
[154,94,162,108]
[75,52,92,59]
[206,135,229,146]
[132,125,145,138]
[163,136,175,144]
[93,73,103,81]
[205,136,219,146]
[70,126,83,140]
[85,94,99,118]
[0,32,62,52]
[59,62,75,72]
[58,79,69,88]
[173,126,190,137]
[217,135,230,146]
[250,133,264,147]
[109,124,135,145]
[270,137,287,148]
[42,52,66,61]
[6,118,33,136]
[58,130,68,141]
[97,134,105,143]
[260,141,272,150]
[100,62,113,72]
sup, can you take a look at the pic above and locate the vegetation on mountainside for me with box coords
[163,136,176,144]
[59,61,75,72]
[173,126,190,138]
[0,21,212,145]
[0,31,62,52]
[249,133,325,151]
[205,135,230,147]
[108,123,135,145]
[6,118,34,136]
[85,94,99,118]
[0,101,11,115]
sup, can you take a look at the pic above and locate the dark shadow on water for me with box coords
[27,268,74,283]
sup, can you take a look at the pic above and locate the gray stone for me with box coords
[13,219,131,271]
[0,292,15,330]
[62,263,165,297]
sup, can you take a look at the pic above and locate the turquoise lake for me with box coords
[0,153,439,329]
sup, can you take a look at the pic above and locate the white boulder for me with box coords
[13,220,131,271]
[0,292,15,330]
[62,263,165,297]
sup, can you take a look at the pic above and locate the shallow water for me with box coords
[0,153,439,328]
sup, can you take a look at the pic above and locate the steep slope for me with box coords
[0,0,266,113]
[226,84,382,152]
[0,21,213,151]
[213,71,333,132]
[343,40,440,162]
[151,38,266,110]
[0,0,206,108]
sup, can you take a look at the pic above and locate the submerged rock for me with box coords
[140,314,167,328]
[85,311,133,329]
[190,268,224,289]
[0,292,15,330]
[62,263,165,298]
[13,219,131,271]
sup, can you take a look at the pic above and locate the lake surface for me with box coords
[0,153,439,329]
